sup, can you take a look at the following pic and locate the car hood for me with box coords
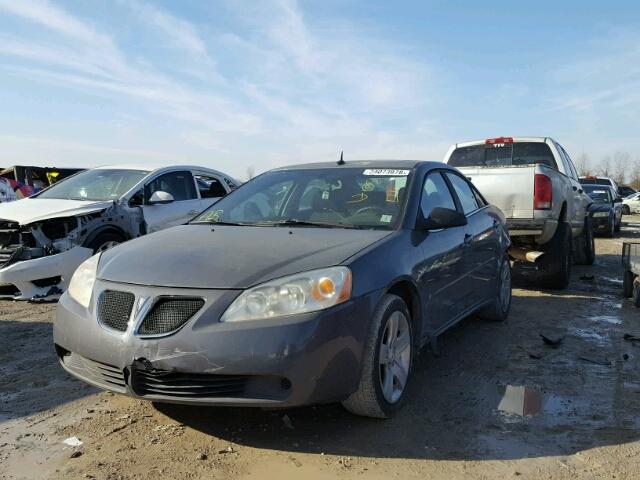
[588,204,613,214]
[0,198,114,224]
[98,224,392,289]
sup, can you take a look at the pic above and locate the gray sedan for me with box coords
[54,160,511,418]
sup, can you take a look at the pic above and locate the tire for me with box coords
[574,217,595,266]
[478,255,511,321]
[615,216,621,232]
[623,270,635,298]
[608,219,616,238]
[633,278,640,308]
[539,221,572,290]
[623,205,631,215]
[342,294,413,418]
[87,231,125,254]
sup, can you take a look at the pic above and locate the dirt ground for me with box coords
[2,217,640,480]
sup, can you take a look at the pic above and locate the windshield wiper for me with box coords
[259,219,363,229]
[190,220,252,226]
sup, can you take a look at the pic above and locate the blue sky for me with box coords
[0,0,639,178]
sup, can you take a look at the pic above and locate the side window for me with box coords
[145,171,197,202]
[420,172,456,218]
[471,184,487,208]
[224,177,238,190]
[560,146,579,180]
[196,174,227,198]
[444,172,479,215]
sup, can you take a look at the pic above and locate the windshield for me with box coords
[36,169,149,201]
[192,167,412,229]
[584,186,612,204]
[449,142,557,169]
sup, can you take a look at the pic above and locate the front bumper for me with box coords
[0,246,93,300]
[591,215,612,232]
[53,279,380,408]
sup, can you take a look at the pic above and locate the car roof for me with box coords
[272,160,440,171]
[91,164,235,178]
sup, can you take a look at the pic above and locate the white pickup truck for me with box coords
[444,137,593,289]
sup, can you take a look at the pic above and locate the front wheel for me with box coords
[574,217,595,265]
[342,294,413,418]
[88,232,125,254]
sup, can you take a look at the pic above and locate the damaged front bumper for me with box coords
[53,279,377,408]
[0,246,93,301]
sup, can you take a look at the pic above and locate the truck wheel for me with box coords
[633,278,640,307]
[88,232,125,254]
[540,221,572,290]
[478,255,511,321]
[574,217,595,265]
[342,294,413,418]
[623,270,635,298]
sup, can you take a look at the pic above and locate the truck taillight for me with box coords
[534,174,552,210]
[485,137,513,145]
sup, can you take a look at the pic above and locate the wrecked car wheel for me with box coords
[478,255,511,322]
[88,232,124,254]
[342,294,412,419]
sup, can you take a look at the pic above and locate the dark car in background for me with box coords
[584,184,623,237]
[619,185,637,198]
[54,160,511,418]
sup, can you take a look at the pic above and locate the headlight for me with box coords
[592,212,609,218]
[67,253,101,308]
[221,267,352,322]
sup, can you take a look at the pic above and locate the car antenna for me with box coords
[337,150,345,165]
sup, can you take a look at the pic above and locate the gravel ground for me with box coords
[2,217,640,480]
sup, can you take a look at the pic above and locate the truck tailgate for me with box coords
[458,166,535,219]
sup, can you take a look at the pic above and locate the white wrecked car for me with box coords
[0,164,238,301]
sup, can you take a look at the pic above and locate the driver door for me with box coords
[141,170,201,233]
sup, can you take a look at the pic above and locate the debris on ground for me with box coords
[63,436,83,447]
[196,452,208,460]
[540,334,564,347]
[282,414,294,430]
[624,334,640,343]
[579,355,612,367]
[69,451,83,459]
[218,446,236,454]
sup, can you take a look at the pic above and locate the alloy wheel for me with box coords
[378,311,411,404]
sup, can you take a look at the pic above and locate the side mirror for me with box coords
[418,207,467,230]
[148,191,175,205]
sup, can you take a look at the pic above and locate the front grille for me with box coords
[130,367,248,398]
[57,348,126,392]
[97,290,135,332]
[138,298,204,336]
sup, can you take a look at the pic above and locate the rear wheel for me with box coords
[478,255,511,321]
[342,294,413,418]
[539,222,572,290]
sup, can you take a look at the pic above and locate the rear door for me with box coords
[444,171,498,309]
[556,143,585,231]
[141,170,201,232]
[417,171,468,336]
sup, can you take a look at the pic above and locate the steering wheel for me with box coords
[353,206,384,216]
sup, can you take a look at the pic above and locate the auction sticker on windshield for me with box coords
[363,169,410,176]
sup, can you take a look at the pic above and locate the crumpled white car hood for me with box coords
[0,198,114,224]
